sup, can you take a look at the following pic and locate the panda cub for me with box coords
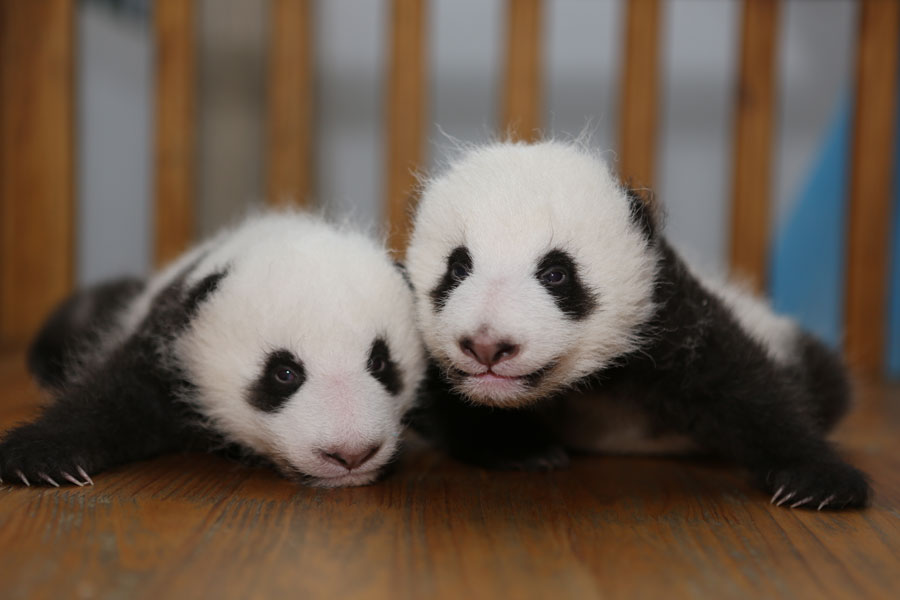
[1,213,425,488]
[405,140,870,510]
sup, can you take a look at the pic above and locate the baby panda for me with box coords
[1,212,425,488]
[405,140,870,510]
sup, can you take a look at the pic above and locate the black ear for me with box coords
[184,269,229,317]
[392,260,414,291]
[624,186,660,241]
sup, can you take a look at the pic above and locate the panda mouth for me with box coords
[451,362,555,388]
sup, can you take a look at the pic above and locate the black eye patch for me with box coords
[246,349,306,412]
[535,249,597,320]
[367,337,403,395]
[430,246,472,312]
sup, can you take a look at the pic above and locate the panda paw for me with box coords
[0,431,95,487]
[467,444,570,472]
[764,461,870,510]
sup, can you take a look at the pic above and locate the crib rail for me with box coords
[1,0,897,375]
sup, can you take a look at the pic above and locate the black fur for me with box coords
[246,350,306,413]
[535,249,597,320]
[625,187,659,240]
[414,237,869,509]
[0,265,225,486]
[406,364,569,471]
[430,246,472,312]
[27,277,145,391]
[184,269,229,317]
[368,338,403,395]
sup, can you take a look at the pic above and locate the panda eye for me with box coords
[368,355,386,373]
[539,266,568,286]
[271,365,300,387]
[450,261,470,280]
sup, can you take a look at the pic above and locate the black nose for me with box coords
[459,336,520,367]
[319,444,381,470]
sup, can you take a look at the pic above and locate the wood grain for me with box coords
[617,0,661,190]
[267,0,314,208]
[501,0,543,142]
[154,0,196,267]
[844,0,900,376]
[385,0,427,254]
[0,0,75,348]
[729,0,780,293]
[0,354,898,599]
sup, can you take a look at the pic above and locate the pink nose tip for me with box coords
[459,336,520,367]
[319,444,381,470]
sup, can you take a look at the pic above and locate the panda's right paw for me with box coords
[0,428,95,487]
[763,460,870,510]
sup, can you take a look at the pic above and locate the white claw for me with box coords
[791,496,814,509]
[776,491,797,507]
[16,470,30,487]
[817,495,836,511]
[61,472,85,487]
[76,466,93,486]
[38,473,60,488]
[771,485,786,504]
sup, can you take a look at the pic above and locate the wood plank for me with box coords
[617,0,661,190]
[501,0,543,142]
[154,0,196,267]
[0,0,75,348]
[267,0,314,207]
[385,0,427,253]
[728,0,780,293]
[0,354,898,598]
[844,0,900,375]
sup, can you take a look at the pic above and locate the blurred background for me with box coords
[3,0,899,375]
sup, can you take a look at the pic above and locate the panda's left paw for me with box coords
[0,428,95,487]
[764,460,870,510]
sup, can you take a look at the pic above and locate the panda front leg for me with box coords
[409,368,569,471]
[670,377,871,510]
[0,340,194,487]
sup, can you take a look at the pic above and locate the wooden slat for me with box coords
[501,0,543,142]
[617,0,661,190]
[0,0,75,347]
[267,0,314,207]
[844,0,900,375]
[385,0,427,253]
[729,0,780,293]
[154,0,196,266]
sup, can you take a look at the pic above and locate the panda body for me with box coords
[2,212,426,488]
[406,140,870,509]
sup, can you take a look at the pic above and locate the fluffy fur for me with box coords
[405,140,869,510]
[2,212,426,488]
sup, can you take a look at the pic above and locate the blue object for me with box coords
[770,97,851,351]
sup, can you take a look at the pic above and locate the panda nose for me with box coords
[319,444,381,470]
[459,336,520,367]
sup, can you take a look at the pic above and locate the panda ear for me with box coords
[184,268,229,316]
[624,186,660,241]
[392,260,414,291]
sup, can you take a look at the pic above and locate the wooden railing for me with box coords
[1,0,897,376]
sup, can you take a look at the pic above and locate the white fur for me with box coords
[133,213,425,487]
[406,140,658,406]
[406,139,803,455]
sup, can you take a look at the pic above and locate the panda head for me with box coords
[405,141,660,408]
[176,214,425,487]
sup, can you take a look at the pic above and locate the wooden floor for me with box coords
[0,352,898,600]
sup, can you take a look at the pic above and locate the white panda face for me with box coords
[176,215,425,487]
[406,141,659,407]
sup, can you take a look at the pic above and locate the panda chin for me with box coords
[449,362,556,408]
